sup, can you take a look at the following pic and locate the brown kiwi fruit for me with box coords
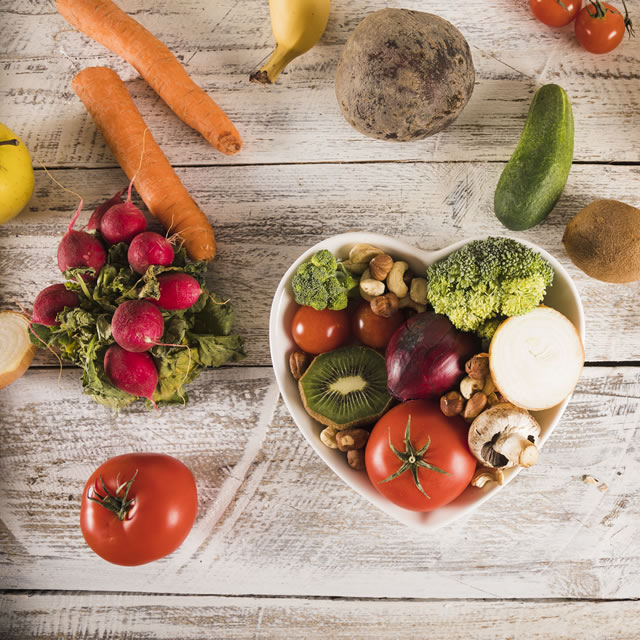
[563,199,640,283]
[298,346,392,430]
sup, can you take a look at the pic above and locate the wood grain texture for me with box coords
[2,0,640,634]
[1,163,638,365]
[1,593,640,640]
[1,366,639,598]
[1,1,639,166]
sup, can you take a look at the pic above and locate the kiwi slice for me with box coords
[298,346,392,430]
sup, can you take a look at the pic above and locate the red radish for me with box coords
[127,231,174,274]
[151,273,202,310]
[104,344,158,408]
[111,300,164,352]
[87,190,124,231]
[57,200,107,280]
[99,175,147,245]
[100,199,147,245]
[32,283,81,326]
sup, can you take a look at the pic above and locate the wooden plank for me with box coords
[1,1,639,165]
[1,593,640,640]
[0,366,639,598]
[1,163,638,365]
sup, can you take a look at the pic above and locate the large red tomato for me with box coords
[365,400,476,512]
[80,453,198,566]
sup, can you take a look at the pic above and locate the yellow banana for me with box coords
[251,0,330,84]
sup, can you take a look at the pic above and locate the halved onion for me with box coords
[0,311,36,389]
[489,306,584,411]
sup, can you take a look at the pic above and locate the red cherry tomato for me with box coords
[80,453,198,566]
[351,301,404,350]
[365,400,476,512]
[291,305,350,354]
[530,0,582,27]
[575,1,633,53]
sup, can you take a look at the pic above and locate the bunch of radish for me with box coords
[30,187,206,408]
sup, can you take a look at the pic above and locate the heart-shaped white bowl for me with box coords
[269,232,585,531]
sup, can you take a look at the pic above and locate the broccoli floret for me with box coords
[426,237,553,336]
[476,317,504,341]
[292,250,358,311]
[311,249,337,271]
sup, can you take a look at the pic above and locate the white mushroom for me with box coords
[468,403,541,469]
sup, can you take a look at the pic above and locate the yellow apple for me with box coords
[0,122,35,224]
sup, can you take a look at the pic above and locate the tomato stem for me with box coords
[88,470,138,520]
[586,1,607,18]
[586,0,633,34]
[556,0,568,11]
[620,0,634,37]
[378,416,450,500]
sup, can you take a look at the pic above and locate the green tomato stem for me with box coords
[87,470,138,521]
[587,1,607,18]
[378,416,450,500]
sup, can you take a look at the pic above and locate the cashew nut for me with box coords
[387,261,409,298]
[342,260,369,275]
[409,277,428,305]
[348,243,383,265]
[471,466,504,488]
[397,296,426,313]
[320,427,338,449]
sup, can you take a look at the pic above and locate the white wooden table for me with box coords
[1,0,640,637]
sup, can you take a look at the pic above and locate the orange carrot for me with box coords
[73,66,216,262]
[57,0,242,156]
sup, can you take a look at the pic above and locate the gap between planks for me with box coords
[28,160,640,172]
[22,362,640,370]
[1,590,639,603]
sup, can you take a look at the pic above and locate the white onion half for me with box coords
[0,311,36,389]
[489,306,585,411]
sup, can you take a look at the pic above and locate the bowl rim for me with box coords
[268,232,586,531]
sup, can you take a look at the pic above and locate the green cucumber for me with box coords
[494,84,574,231]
